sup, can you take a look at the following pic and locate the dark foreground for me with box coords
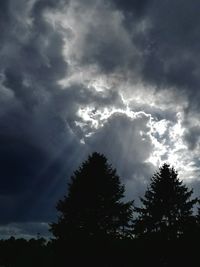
[0,236,199,267]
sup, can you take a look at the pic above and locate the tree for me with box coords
[133,163,197,240]
[50,152,133,241]
[194,199,200,235]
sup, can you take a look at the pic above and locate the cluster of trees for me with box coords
[49,153,200,266]
[0,237,49,267]
[51,153,199,241]
[1,152,200,266]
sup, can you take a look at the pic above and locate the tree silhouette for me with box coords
[193,199,200,236]
[50,152,133,241]
[133,163,197,240]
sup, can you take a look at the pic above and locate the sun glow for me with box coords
[43,6,199,182]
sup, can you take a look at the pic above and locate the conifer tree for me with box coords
[50,152,133,241]
[134,163,197,240]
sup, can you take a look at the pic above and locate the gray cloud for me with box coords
[0,222,50,239]
[184,126,200,151]
[1,0,200,237]
[0,0,127,227]
[113,0,149,14]
[0,0,80,224]
[86,112,155,200]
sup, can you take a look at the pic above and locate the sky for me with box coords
[1,0,200,238]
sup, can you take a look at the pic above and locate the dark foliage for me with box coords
[49,152,133,266]
[1,157,200,267]
[50,152,133,241]
[0,237,49,267]
[134,163,198,240]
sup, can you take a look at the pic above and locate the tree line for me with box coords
[1,152,200,266]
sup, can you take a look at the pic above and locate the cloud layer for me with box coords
[1,0,200,236]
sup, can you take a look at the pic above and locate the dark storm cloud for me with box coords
[138,1,200,93]
[0,0,79,224]
[0,0,126,227]
[184,126,200,151]
[70,0,200,109]
[103,0,199,102]
[112,0,150,16]
[138,0,200,149]
[75,0,200,107]
[1,0,200,236]
[77,0,200,150]
[0,135,47,195]
[115,0,200,117]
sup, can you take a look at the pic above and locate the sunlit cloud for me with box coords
[1,0,200,236]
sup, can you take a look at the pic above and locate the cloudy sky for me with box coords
[1,0,200,238]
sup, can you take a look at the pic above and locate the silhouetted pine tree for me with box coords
[50,152,133,241]
[133,163,197,240]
